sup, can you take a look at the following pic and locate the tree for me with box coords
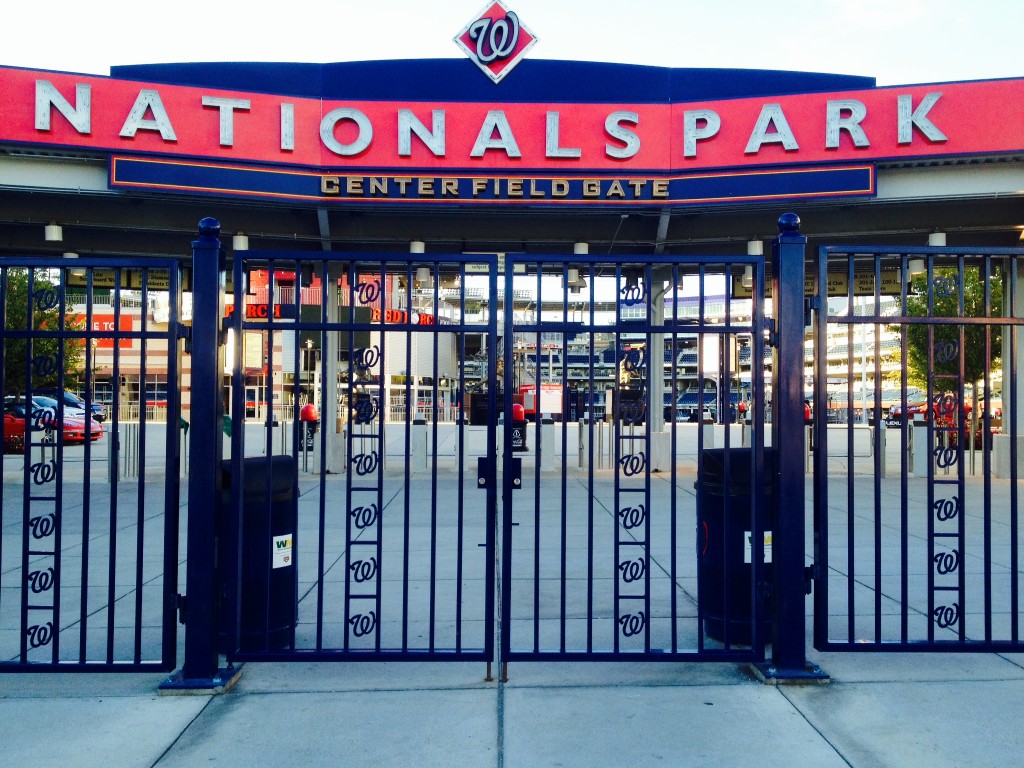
[3,268,86,396]
[900,265,1002,403]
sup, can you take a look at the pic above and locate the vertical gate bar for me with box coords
[373,263,385,655]
[1011,258,1020,642]
[313,263,326,651]
[224,251,246,660]
[983,256,994,641]
[80,268,95,662]
[428,266,439,652]
[957,257,968,644]
[766,213,812,676]
[455,263,467,653]
[844,257,858,643]
[587,263,596,653]
[536,268,544,651]
[431,266,441,648]
[177,218,227,684]
[483,255,496,663]
[560,264,569,654]
[813,248,828,648]
[314,263,330,651]
[134,271,149,662]
[343,263,356,652]
[162,263,183,669]
[645,263,653,654]
[695,264,707,652]
[926,261,936,645]
[612,265,621,654]
[401,263,413,651]
[872,258,884,642]
[670,264,679,653]
[899,254,911,643]
[53,270,67,665]
[106,267,123,665]
[500,256,513,666]
[18,270,31,664]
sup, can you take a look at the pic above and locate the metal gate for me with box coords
[500,254,772,662]
[207,237,775,667]
[812,243,1024,652]
[0,256,184,671]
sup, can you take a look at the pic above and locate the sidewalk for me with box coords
[5,429,1024,766]
[4,647,1024,767]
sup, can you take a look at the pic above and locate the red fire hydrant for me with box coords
[300,403,319,450]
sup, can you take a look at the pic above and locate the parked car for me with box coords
[2,398,104,451]
[886,399,972,427]
[63,390,107,422]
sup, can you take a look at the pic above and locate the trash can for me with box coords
[511,402,528,452]
[300,403,318,450]
[469,392,490,425]
[695,447,777,644]
[218,455,298,653]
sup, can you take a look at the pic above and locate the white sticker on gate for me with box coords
[744,531,773,564]
[273,534,293,568]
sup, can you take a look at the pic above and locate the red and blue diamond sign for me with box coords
[454,1,538,84]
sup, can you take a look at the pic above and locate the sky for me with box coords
[1,0,1022,87]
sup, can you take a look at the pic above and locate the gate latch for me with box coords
[804,564,815,595]
[476,456,493,489]
[509,457,522,490]
[176,593,187,625]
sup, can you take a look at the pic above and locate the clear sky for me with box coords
[2,0,1021,86]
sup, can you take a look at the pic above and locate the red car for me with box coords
[3,399,104,452]
[886,399,972,426]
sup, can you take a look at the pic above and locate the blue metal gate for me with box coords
[500,253,772,663]
[0,256,184,671]
[813,243,1024,652]
[196,232,781,671]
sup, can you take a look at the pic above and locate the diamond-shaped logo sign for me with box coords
[454,1,537,84]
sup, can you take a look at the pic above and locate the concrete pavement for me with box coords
[4,422,1024,767]
[5,648,1024,767]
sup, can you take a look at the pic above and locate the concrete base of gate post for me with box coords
[333,421,347,474]
[912,420,929,475]
[540,417,555,471]
[993,434,1024,479]
[649,431,671,472]
[411,416,427,472]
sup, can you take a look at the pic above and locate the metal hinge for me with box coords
[804,295,821,327]
[762,317,778,348]
[178,324,192,354]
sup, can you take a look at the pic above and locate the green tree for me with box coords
[3,268,85,396]
[900,265,1002,399]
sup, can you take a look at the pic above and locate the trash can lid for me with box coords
[511,403,525,420]
[300,403,319,421]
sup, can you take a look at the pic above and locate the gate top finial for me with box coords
[198,217,221,237]
[778,212,801,233]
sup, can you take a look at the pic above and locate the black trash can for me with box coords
[695,447,777,644]
[218,455,298,653]
[469,392,490,425]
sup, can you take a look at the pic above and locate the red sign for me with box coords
[370,308,436,325]
[91,315,133,349]
[224,303,286,319]
[3,66,1022,174]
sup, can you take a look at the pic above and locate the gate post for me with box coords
[161,218,237,691]
[756,213,827,683]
